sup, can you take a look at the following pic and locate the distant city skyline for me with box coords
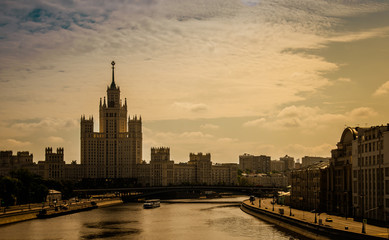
[1,0,389,163]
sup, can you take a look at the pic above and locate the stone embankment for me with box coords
[0,198,122,226]
[241,199,388,240]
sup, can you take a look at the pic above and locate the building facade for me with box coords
[280,155,295,171]
[239,153,271,173]
[351,125,389,223]
[150,147,174,186]
[40,147,65,180]
[270,160,285,172]
[0,151,37,176]
[81,61,142,179]
[134,149,238,187]
[290,161,328,212]
[327,127,354,217]
[189,153,212,184]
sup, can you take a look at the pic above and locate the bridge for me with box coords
[74,186,285,202]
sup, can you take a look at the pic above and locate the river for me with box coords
[0,197,299,240]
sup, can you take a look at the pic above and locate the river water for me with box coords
[0,197,298,240]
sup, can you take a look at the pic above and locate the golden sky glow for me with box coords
[1,0,389,163]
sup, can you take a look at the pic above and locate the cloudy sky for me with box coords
[1,0,389,163]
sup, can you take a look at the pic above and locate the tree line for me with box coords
[0,169,75,207]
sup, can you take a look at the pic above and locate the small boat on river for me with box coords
[143,199,160,209]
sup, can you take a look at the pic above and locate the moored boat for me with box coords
[143,199,160,209]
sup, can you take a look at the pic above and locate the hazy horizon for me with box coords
[1,0,389,163]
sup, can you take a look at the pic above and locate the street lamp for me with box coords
[290,205,292,216]
[360,194,365,234]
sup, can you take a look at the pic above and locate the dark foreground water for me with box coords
[0,197,298,240]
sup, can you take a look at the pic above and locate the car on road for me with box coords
[325,217,333,222]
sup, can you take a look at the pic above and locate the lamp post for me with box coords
[360,195,365,234]
[290,205,292,216]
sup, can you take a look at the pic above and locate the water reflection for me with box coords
[0,198,298,240]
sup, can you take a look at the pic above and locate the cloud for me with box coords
[200,123,219,129]
[338,77,351,82]
[48,136,65,143]
[10,118,78,132]
[217,137,237,143]
[284,143,333,157]
[180,131,213,138]
[247,105,347,130]
[172,102,208,112]
[348,107,377,119]
[373,81,389,96]
[243,118,266,127]
[328,26,389,43]
[5,139,32,147]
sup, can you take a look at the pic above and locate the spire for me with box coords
[110,61,116,89]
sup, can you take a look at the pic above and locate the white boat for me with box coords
[143,199,160,209]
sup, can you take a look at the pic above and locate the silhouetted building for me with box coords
[327,127,353,218]
[39,147,65,180]
[0,151,37,176]
[150,147,174,186]
[189,152,212,184]
[81,61,142,179]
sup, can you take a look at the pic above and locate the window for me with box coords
[386,180,389,195]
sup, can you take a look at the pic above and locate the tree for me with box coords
[0,176,20,206]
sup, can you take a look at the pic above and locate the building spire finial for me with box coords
[110,61,116,89]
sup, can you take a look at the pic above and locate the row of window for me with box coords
[358,140,383,153]
[357,154,384,166]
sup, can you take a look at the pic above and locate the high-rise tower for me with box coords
[81,61,142,179]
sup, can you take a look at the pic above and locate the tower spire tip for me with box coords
[110,60,116,89]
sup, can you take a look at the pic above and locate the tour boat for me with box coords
[143,199,160,209]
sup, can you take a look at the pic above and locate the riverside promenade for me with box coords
[242,198,389,240]
[0,198,122,226]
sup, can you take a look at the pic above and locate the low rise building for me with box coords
[240,173,288,188]
[290,161,328,212]
[302,156,330,167]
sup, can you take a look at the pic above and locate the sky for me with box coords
[1,0,389,164]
